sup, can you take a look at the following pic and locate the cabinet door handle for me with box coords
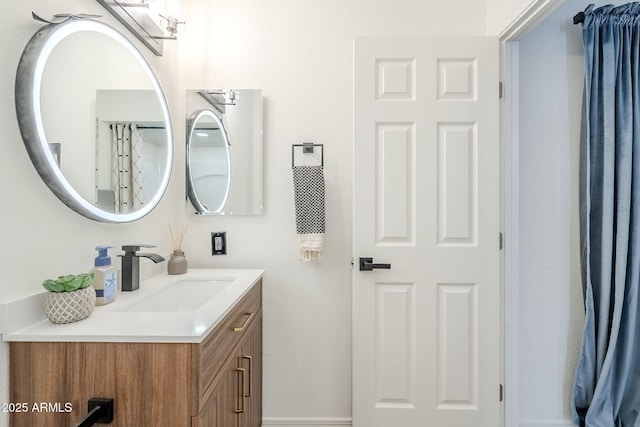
[233,312,255,332]
[243,355,253,397]
[235,367,246,413]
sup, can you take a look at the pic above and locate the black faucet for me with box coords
[119,245,165,292]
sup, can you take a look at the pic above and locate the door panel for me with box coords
[353,36,501,427]
[376,122,415,244]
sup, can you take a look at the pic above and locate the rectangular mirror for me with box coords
[186,89,263,215]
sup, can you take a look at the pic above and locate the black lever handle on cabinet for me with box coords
[74,398,114,427]
[359,257,391,271]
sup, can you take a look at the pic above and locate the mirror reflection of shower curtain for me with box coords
[111,123,145,213]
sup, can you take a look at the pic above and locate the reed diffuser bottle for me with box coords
[164,224,188,275]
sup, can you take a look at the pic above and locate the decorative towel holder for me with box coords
[292,142,324,168]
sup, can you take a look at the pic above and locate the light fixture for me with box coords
[155,15,185,39]
[197,90,239,115]
[115,1,150,7]
[147,0,185,40]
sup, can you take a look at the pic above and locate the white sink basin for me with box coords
[115,278,234,313]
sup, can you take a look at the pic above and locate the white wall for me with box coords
[179,0,487,423]
[516,0,614,424]
[0,2,182,425]
[1,0,490,425]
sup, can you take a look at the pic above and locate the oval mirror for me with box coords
[187,110,231,213]
[186,89,263,215]
[15,18,173,223]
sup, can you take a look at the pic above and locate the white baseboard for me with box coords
[520,421,575,427]
[262,418,352,427]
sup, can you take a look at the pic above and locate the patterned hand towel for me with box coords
[293,165,325,262]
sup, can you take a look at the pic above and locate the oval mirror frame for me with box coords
[15,18,173,223]
[186,109,232,214]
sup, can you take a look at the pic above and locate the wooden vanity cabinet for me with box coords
[10,280,262,427]
[194,313,262,426]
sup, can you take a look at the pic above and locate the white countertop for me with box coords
[2,269,264,344]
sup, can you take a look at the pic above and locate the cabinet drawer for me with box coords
[198,279,262,404]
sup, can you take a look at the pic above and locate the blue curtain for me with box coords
[573,3,640,426]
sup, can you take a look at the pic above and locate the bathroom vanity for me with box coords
[5,269,263,427]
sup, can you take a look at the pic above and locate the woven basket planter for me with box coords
[44,286,96,324]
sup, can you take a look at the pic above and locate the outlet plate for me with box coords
[211,232,227,255]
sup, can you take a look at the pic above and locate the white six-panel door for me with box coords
[353,37,501,427]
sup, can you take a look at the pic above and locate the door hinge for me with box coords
[499,232,504,250]
[499,81,504,99]
[500,384,504,402]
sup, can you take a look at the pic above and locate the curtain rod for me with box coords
[108,124,165,130]
[573,12,585,25]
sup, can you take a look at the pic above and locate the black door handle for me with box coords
[359,257,391,271]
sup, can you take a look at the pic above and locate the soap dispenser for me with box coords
[91,246,117,306]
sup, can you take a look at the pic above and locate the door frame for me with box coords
[348,1,568,425]
[498,1,566,426]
